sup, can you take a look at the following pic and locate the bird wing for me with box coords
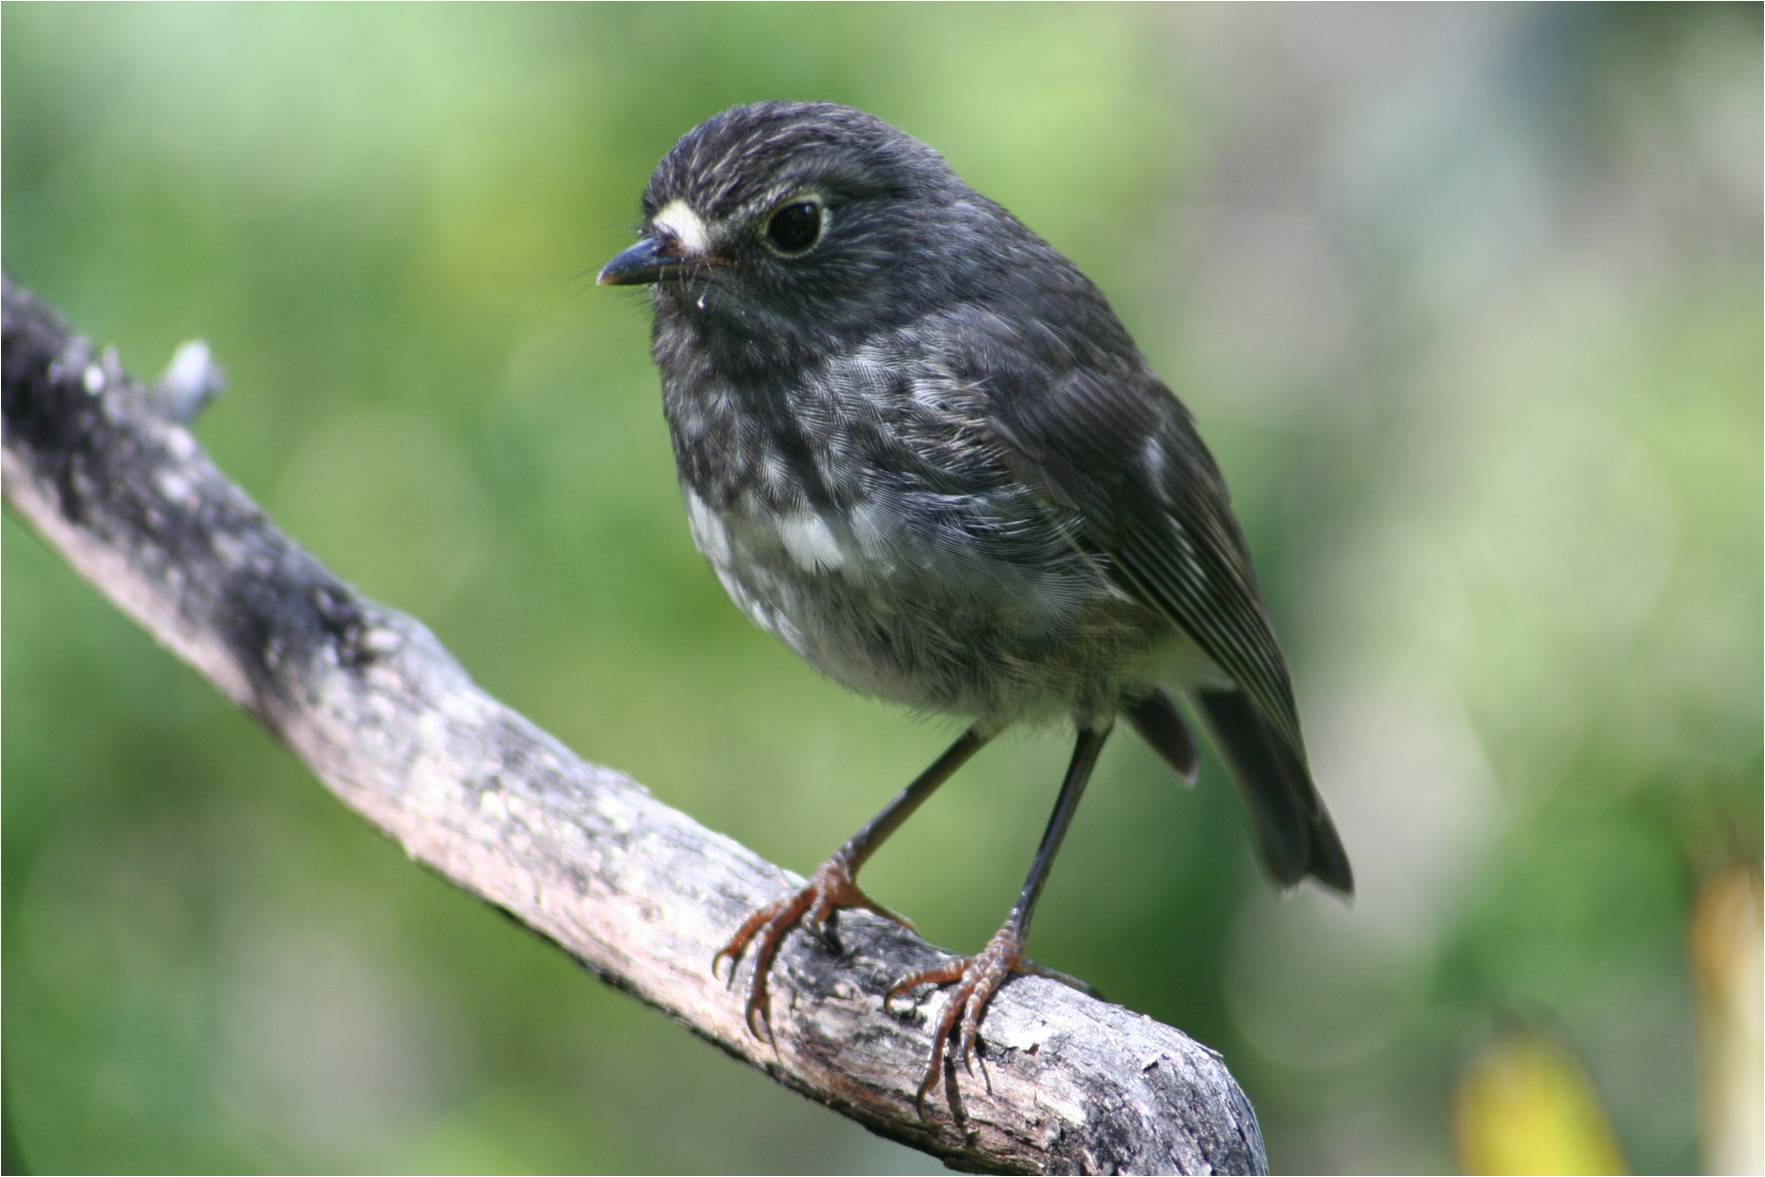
[943,305,1309,759]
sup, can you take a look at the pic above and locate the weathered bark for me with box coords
[1,274,1268,1175]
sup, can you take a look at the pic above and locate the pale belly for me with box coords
[682,489,1200,725]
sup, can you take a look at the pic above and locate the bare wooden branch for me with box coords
[1,275,1268,1175]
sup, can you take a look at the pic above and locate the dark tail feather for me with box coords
[1125,688,1200,784]
[1191,686,1353,894]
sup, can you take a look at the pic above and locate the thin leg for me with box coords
[714,725,992,1041]
[888,722,1112,1114]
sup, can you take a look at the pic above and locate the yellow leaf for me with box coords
[1455,1030,1627,1175]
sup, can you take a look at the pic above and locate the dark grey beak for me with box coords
[598,235,702,286]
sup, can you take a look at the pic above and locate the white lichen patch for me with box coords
[161,340,216,394]
[156,468,192,503]
[357,625,402,655]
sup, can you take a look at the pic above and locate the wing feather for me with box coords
[945,306,1309,758]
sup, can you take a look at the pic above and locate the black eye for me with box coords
[765,201,822,254]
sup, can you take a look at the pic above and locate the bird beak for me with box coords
[598,234,704,286]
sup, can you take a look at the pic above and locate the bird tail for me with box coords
[1188,686,1353,894]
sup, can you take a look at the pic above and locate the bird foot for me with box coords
[713,855,912,1041]
[887,923,1056,1116]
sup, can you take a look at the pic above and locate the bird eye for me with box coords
[764,200,823,255]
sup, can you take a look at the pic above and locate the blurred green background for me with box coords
[4,5,1760,1173]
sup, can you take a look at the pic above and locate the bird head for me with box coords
[599,101,975,351]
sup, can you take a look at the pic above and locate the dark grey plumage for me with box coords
[600,100,1351,1102]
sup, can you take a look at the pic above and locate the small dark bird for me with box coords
[600,101,1351,1108]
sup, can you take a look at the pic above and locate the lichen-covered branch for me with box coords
[0,275,1267,1175]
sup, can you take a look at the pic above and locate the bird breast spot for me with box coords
[686,493,853,577]
[776,511,846,573]
[685,491,733,565]
[653,199,710,255]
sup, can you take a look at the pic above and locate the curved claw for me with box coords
[715,857,912,1043]
[889,926,1031,1117]
[746,999,772,1043]
[712,900,783,982]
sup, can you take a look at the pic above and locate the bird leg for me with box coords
[713,725,991,1042]
[886,723,1112,1115]
[714,853,908,1040]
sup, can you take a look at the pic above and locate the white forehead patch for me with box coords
[653,199,709,254]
